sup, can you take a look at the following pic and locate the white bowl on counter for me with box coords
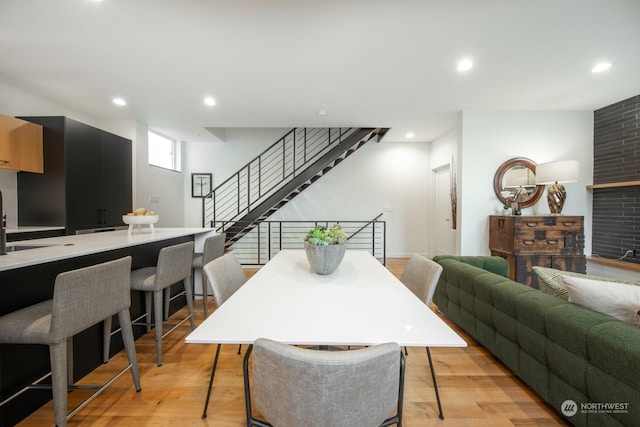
[122,215,159,225]
[122,215,159,235]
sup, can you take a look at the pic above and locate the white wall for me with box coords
[134,128,184,227]
[259,138,432,258]
[183,128,290,227]
[459,110,594,256]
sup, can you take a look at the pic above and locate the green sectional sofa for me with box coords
[433,256,640,427]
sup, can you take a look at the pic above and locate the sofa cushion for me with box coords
[494,333,519,373]
[586,366,638,427]
[586,321,640,426]
[532,266,571,299]
[515,290,566,333]
[434,255,509,277]
[548,373,591,427]
[492,281,536,345]
[546,340,589,396]
[491,280,534,317]
[562,276,640,327]
[545,303,611,359]
[518,349,550,400]
[515,291,566,365]
[587,321,640,392]
[532,266,640,301]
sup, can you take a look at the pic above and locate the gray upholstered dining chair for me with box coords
[192,233,226,318]
[0,256,141,427]
[400,253,443,307]
[399,253,445,419]
[200,252,247,419]
[129,241,196,366]
[243,338,405,427]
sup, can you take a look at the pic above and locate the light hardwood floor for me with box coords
[18,258,569,426]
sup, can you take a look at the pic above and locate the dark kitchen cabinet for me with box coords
[17,116,132,234]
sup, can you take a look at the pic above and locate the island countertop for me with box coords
[0,227,216,425]
[0,227,213,271]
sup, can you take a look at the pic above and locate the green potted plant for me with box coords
[303,224,348,274]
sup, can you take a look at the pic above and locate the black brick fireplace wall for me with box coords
[592,94,640,264]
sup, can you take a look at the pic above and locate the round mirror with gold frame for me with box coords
[493,157,545,208]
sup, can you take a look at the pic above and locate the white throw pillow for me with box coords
[561,275,640,327]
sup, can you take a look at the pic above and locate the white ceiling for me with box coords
[1,0,639,143]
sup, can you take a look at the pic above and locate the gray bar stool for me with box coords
[0,256,141,427]
[191,233,226,318]
[129,241,196,366]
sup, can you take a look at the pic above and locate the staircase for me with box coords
[201,127,389,245]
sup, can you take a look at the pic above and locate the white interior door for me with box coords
[433,165,455,256]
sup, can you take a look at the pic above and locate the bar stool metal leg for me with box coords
[154,289,165,366]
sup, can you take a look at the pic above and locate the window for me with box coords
[148,130,181,171]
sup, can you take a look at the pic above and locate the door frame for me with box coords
[430,163,456,257]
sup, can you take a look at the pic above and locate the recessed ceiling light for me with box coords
[591,62,612,73]
[456,58,473,72]
[318,109,327,116]
[204,96,216,106]
[405,132,415,139]
[112,97,126,106]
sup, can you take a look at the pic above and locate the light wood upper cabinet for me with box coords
[0,114,44,173]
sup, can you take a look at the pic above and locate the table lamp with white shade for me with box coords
[535,160,579,215]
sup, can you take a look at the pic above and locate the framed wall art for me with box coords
[191,173,212,198]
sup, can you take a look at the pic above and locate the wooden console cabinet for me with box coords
[489,215,586,288]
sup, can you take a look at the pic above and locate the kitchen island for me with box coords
[6,226,66,242]
[0,228,215,426]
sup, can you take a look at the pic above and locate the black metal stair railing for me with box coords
[213,214,386,266]
[202,128,353,227]
[201,127,389,246]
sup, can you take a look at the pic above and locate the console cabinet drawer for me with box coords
[490,215,584,254]
[514,229,582,254]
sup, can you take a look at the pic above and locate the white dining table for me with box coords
[185,249,466,419]
[186,249,466,347]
